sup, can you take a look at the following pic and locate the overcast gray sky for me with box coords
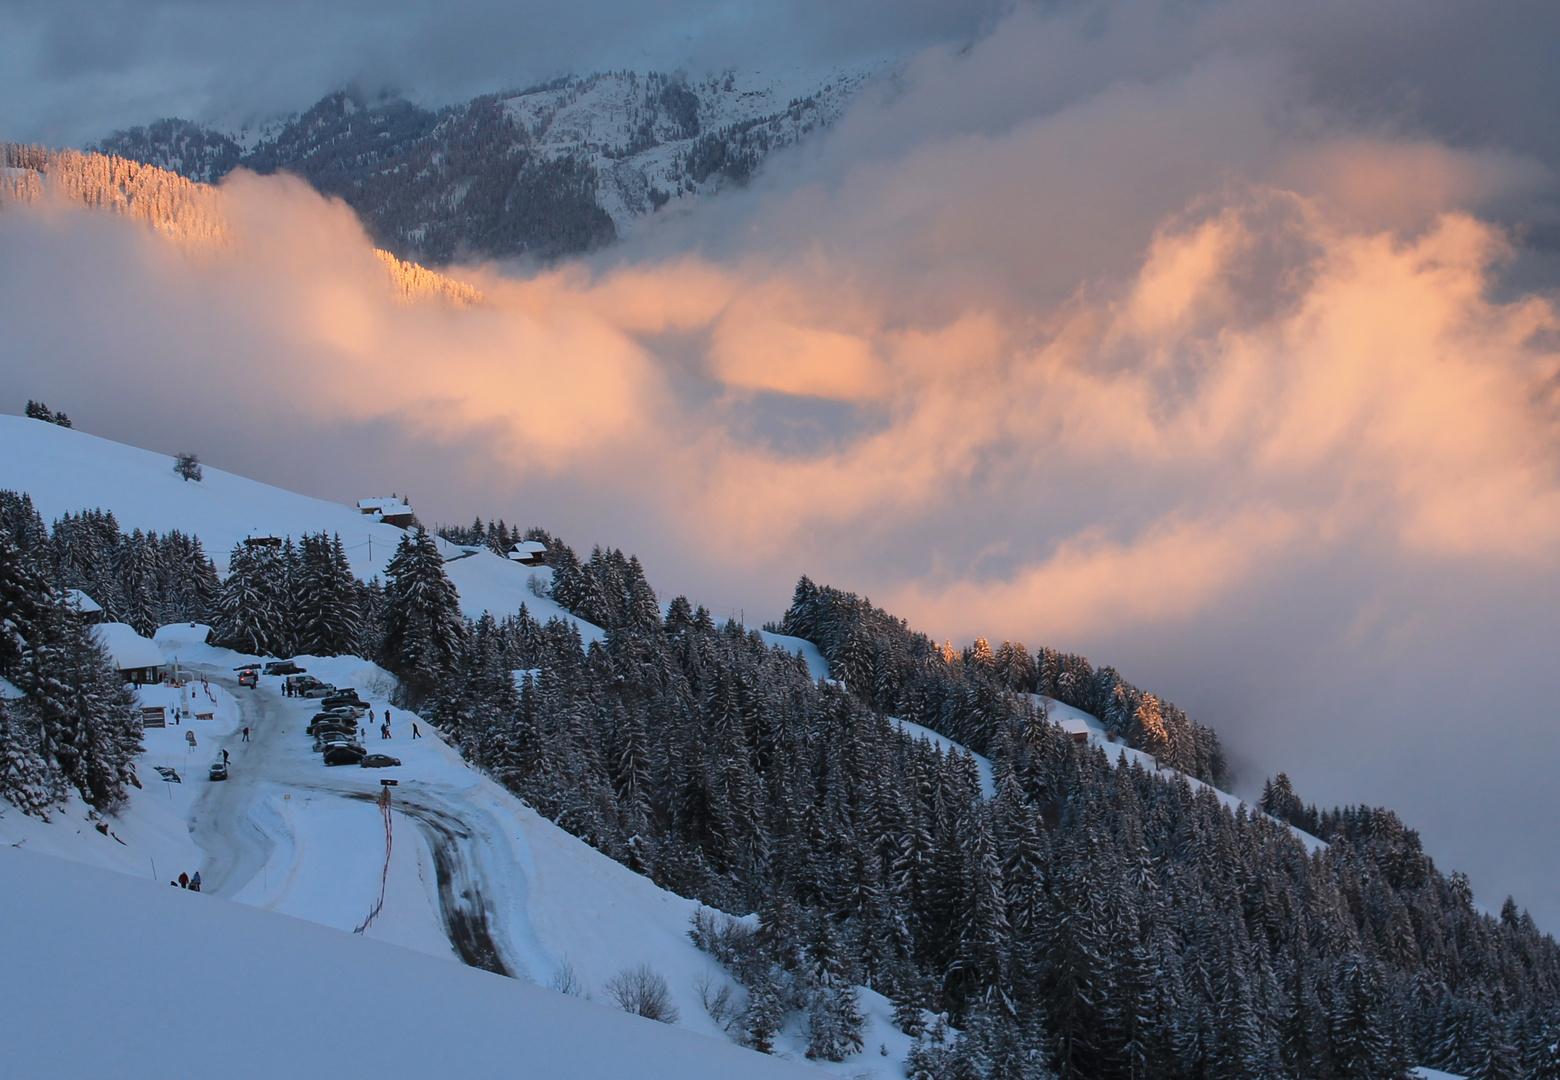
[5,0,1560,928]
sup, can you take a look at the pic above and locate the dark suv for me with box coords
[323,744,367,766]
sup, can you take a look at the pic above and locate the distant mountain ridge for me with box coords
[91,67,880,265]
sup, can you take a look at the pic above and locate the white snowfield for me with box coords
[0,845,825,1080]
[0,415,908,1076]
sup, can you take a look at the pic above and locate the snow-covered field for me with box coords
[0,844,827,1080]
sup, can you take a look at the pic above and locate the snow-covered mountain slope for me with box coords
[500,67,880,234]
[89,65,885,263]
[0,414,580,628]
[0,845,825,1080]
[0,413,893,1070]
[1036,694,1327,851]
[0,414,845,678]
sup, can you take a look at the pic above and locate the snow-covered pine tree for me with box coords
[291,533,360,655]
[20,596,141,809]
[115,529,160,636]
[382,528,465,703]
[0,523,48,678]
[50,509,124,619]
[1327,955,1404,1080]
[212,542,288,656]
[0,697,62,817]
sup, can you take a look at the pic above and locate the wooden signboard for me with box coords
[141,706,167,729]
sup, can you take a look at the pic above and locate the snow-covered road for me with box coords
[182,667,545,976]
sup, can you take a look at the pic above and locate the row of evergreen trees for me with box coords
[397,534,1560,1080]
[0,492,142,813]
[436,516,531,557]
[0,495,222,637]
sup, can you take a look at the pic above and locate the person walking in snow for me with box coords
[222,748,230,765]
[412,723,421,739]
[190,871,201,892]
[178,872,189,889]
[242,727,249,742]
[381,723,390,740]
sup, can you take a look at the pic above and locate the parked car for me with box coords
[313,730,351,751]
[307,712,356,729]
[308,722,356,740]
[286,675,325,694]
[263,660,305,676]
[237,669,258,688]
[323,745,367,767]
[208,760,228,781]
[359,754,401,769]
[301,684,336,699]
[321,693,368,711]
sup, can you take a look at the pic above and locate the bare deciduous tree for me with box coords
[605,964,680,1024]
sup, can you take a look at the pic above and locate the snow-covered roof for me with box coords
[93,623,164,672]
[507,540,547,561]
[358,497,412,515]
[64,588,103,614]
[1059,717,1093,737]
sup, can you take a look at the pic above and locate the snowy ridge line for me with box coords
[1037,695,1327,851]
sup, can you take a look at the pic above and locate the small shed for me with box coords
[507,540,548,567]
[64,589,106,624]
[1059,717,1093,745]
[357,498,416,529]
[94,623,165,687]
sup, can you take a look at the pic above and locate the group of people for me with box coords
[171,871,201,892]
[365,707,420,740]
